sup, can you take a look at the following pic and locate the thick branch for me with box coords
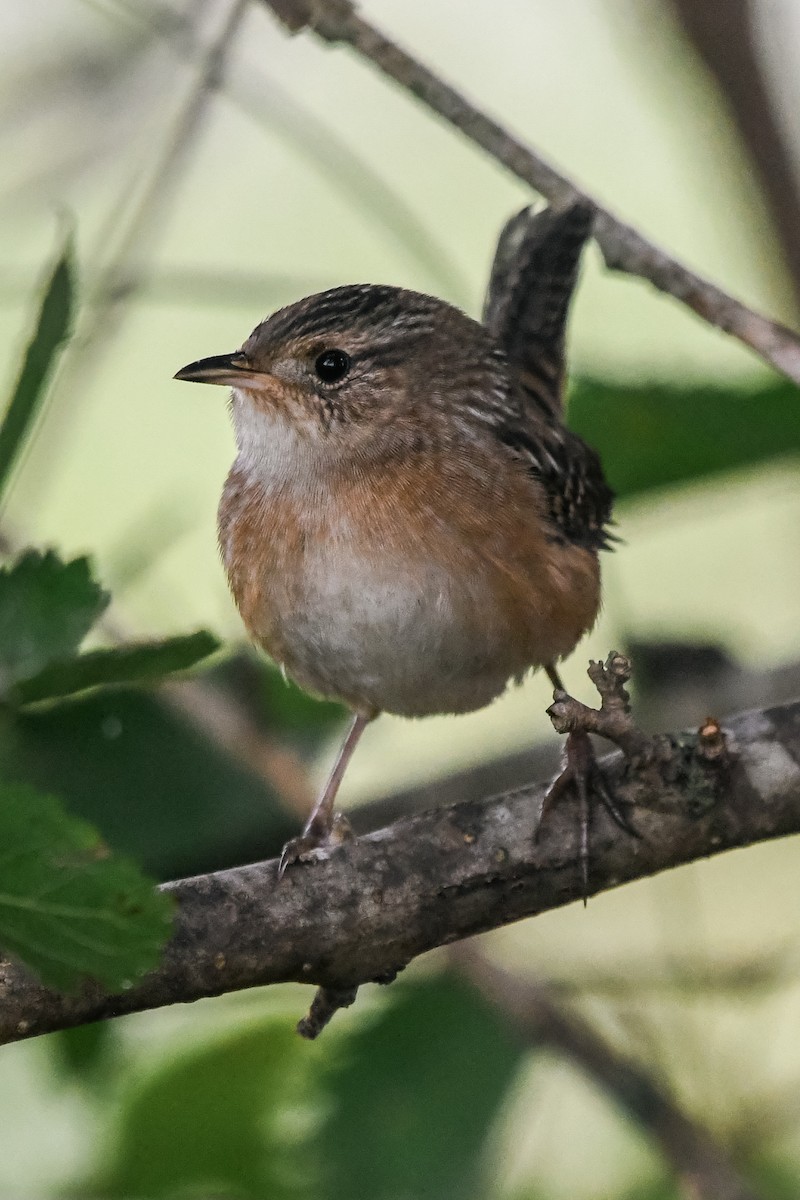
[261,0,800,383]
[0,697,799,1044]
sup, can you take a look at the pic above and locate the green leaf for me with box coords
[260,661,347,741]
[0,550,108,692]
[6,689,297,880]
[616,1181,683,1200]
[746,1159,800,1200]
[15,630,220,705]
[568,376,800,500]
[319,975,525,1200]
[211,652,346,749]
[50,1021,119,1087]
[0,781,172,991]
[0,239,74,502]
[93,1016,320,1198]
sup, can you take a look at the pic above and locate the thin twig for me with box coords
[14,0,250,511]
[261,0,800,384]
[90,0,249,316]
[94,0,470,300]
[668,0,800,309]
[452,945,762,1200]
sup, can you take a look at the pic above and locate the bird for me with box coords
[175,200,622,883]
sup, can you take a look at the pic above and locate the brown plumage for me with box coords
[176,201,614,872]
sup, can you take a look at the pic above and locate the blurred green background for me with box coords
[1,0,799,1196]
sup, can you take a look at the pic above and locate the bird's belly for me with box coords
[271,546,518,717]
[220,462,600,718]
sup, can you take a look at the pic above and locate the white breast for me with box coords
[281,528,516,718]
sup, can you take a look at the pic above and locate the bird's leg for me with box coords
[278,712,371,878]
[540,662,638,899]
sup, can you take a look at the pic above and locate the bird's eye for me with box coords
[314,349,351,384]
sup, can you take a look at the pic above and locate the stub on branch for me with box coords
[547,651,657,765]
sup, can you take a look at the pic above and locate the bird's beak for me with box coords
[174,352,269,388]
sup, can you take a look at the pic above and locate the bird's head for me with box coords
[175,284,505,474]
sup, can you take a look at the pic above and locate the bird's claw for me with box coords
[539,729,638,900]
[277,812,355,879]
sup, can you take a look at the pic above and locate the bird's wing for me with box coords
[493,410,615,550]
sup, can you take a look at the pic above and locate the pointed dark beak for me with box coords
[174,352,267,387]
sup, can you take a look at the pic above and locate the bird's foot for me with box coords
[540,729,638,900]
[542,652,648,900]
[278,712,370,880]
[278,811,355,879]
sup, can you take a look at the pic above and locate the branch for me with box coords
[453,946,762,1200]
[668,0,800,310]
[260,0,800,384]
[343,650,800,833]
[1,692,799,1045]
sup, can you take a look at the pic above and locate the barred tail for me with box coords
[482,202,595,419]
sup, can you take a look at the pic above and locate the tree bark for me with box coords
[0,696,798,1045]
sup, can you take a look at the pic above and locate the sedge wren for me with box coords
[176,202,618,878]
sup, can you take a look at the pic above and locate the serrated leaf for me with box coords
[568,375,800,500]
[0,781,173,991]
[7,688,297,881]
[0,239,74,502]
[15,630,220,705]
[0,550,109,693]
